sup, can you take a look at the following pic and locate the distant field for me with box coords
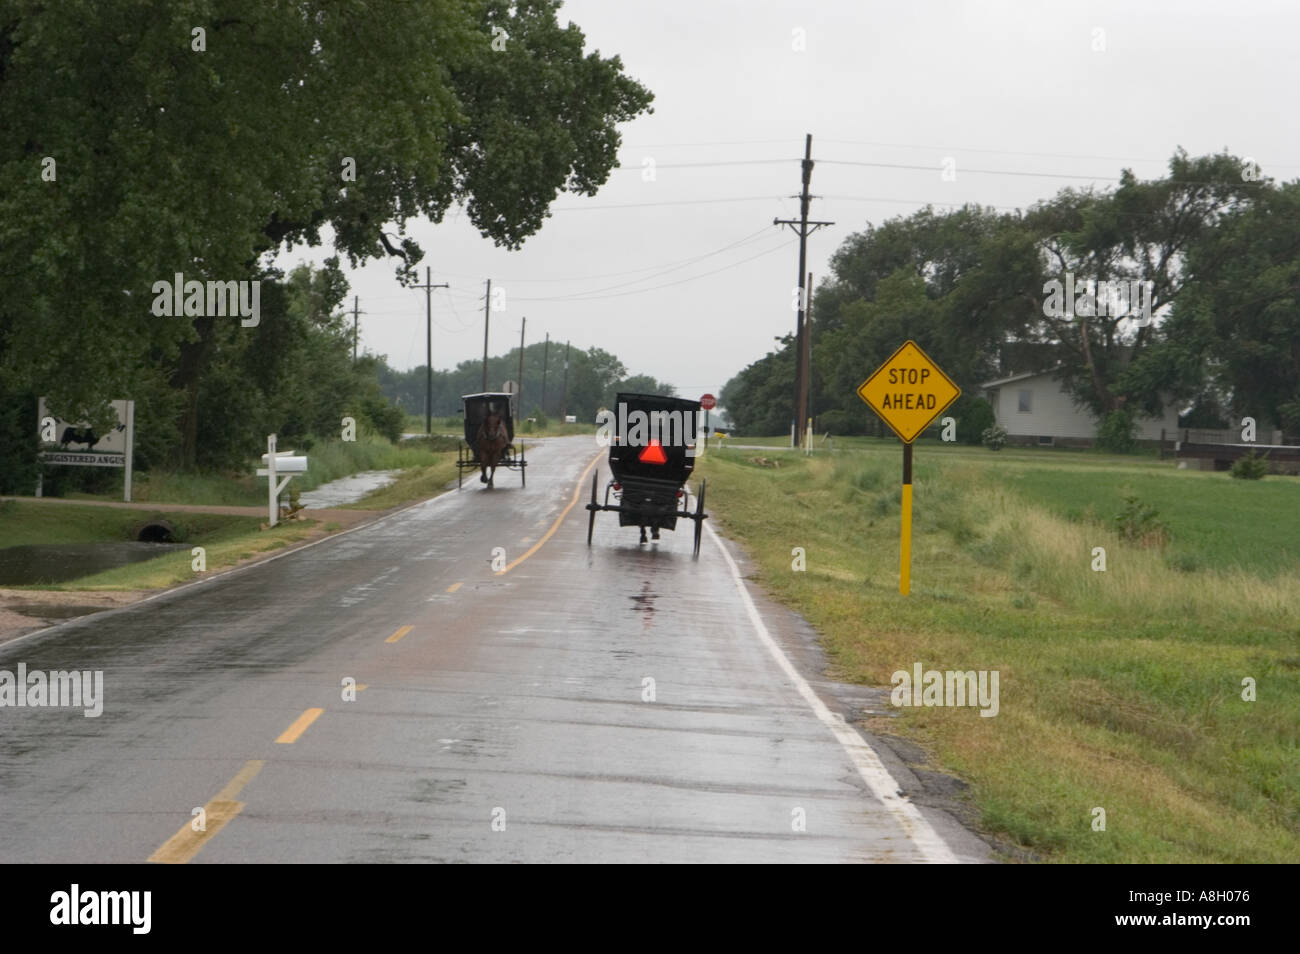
[521,420,595,436]
[405,412,592,438]
[696,443,1299,863]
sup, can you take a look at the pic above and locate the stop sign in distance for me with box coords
[700,393,716,410]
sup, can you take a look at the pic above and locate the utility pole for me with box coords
[560,339,570,420]
[805,271,814,448]
[774,133,833,447]
[516,317,526,419]
[482,278,492,392]
[413,268,449,434]
[541,332,550,414]
[351,296,363,363]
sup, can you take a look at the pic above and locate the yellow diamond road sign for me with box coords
[856,340,961,443]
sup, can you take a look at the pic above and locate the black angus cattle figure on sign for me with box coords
[585,392,709,557]
[59,427,98,450]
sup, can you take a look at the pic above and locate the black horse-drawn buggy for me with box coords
[456,392,526,489]
[585,392,708,556]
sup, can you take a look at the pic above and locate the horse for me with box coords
[474,409,510,488]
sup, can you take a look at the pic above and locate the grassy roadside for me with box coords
[0,499,318,590]
[2,436,462,590]
[696,443,1299,863]
[344,453,460,510]
[50,435,460,508]
[0,500,256,549]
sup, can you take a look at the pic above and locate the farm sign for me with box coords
[37,398,135,501]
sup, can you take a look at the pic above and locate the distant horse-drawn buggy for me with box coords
[457,392,526,489]
[585,392,708,556]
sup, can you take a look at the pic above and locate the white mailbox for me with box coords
[258,454,308,473]
[256,436,308,526]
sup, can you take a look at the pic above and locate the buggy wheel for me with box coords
[457,444,464,490]
[586,471,598,546]
[692,477,707,558]
[520,442,526,488]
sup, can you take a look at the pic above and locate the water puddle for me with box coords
[6,603,108,621]
[298,470,398,508]
[0,542,188,586]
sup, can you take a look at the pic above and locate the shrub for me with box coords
[0,388,39,494]
[399,434,459,453]
[1166,552,1203,573]
[1096,409,1137,454]
[958,397,996,445]
[1230,450,1269,479]
[1114,494,1170,547]
[359,394,405,443]
[818,408,868,436]
[981,424,1008,450]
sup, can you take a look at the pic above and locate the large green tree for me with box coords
[1024,150,1255,420]
[1172,179,1300,431]
[723,151,1278,438]
[719,333,797,436]
[373,342,674,425]
[0,0,651,465]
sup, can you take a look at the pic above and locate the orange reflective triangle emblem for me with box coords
[638,440,668,464]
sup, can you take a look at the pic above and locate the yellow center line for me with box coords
[355,684,369,692]
[385,625,414,644]
[498,452,602,576]
[214,758,266,800]
[446,582,462,593]
[275,707,324,744]
[147,759,265,864]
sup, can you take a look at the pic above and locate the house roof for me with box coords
[979,367,1063,389]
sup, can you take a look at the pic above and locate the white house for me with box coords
[980,369,1180,445]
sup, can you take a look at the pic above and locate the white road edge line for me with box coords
[703,516,960,864]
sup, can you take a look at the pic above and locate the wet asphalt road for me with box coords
[0,437,985,863]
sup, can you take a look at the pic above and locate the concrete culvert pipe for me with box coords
[135,519,177,543]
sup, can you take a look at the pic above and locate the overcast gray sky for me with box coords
[285,0,1300,404]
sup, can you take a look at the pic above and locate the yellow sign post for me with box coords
[856,340,960,594]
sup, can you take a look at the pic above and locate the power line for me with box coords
[551,195,780,211]
[510,229,777,301]
[823,193,1026,211]
[435,287,476,331]
[819,138,1172,165]
[625,136,1300,172]
[424,225,774,285]
[623,138,793,149]
[818,158,1121,181]
[513,239,790,303]
[609,149,1283,188]
[615,158,794,170]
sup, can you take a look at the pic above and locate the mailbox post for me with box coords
[256,434,308,527]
